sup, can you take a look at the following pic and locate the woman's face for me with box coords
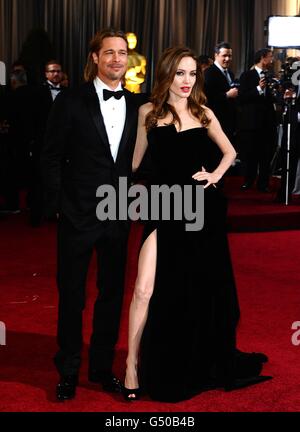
[169,56,197,100]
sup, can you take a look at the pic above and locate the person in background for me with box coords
[29,60,64,226]
[198,54,213,73]
[237,49,277,192]
[0,66,35,214]
[204,42,238,147]
[60,72,69,88]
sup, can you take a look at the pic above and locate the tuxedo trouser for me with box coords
[54,215,129,376]
[239,128,275,188]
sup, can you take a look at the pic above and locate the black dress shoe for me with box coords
[240,182,253,190]
[257,186,271,193]
[56,375,78,401]
[89,370,123,393]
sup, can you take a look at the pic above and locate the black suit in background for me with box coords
[0,85,35,210]
[237,69,277,189]
[28,83,65,225]
[41,83,144,377]
[204,63,237,145]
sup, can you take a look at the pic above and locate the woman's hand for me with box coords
[192,167,219,188]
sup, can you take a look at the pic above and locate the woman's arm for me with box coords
[132,102,153,172]
[192,107,236,188]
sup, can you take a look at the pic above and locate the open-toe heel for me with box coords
[122,386,141,401]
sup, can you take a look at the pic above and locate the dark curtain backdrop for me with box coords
[1,0,297,90]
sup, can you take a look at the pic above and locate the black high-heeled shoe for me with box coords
[122,385,141,401]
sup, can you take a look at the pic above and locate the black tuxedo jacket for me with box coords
[204,63,236,139]
[38,83,54,115]
[237,68,276,131]
[41,82,145,230]
[33,84,66,156]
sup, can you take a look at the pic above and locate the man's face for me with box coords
[215,48,232,69]
[262,52,273,69]
[45,63,63,85]
[92,37,128,87]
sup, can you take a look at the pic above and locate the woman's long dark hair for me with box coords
[146,46,210,131]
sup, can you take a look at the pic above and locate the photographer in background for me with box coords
[237,49,277,192]
[204,42,238,147]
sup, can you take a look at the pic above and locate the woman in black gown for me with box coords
[123,47,270,402]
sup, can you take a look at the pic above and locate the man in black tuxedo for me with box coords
[204,42,238,146]
[41,29,144,400]
[238,49,277,192]
[36,60,64,128]
[29,60,64,226]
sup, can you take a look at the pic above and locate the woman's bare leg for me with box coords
[124,230,157,396]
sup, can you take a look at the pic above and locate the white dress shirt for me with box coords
[214,60,232,84]
[93,77,126,162]
[46,80,61,101]
[254,66,265,95]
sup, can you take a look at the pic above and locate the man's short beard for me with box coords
[107,71,124,81]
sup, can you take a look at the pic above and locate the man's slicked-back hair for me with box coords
[45,60,62,71]
[214,42,231,54]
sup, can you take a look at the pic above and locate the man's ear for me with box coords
[92,53,98,65]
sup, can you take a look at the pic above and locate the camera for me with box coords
[260,71,280,97]
[260,70,275,85]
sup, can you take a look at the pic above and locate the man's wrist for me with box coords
[257,85,264,95]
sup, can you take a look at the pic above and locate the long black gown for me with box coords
[138,124,257,402]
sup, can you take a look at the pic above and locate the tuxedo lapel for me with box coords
[82,83,111,154]
[213,64,229,86]
[115,89,135,164]
[252,69,260,86]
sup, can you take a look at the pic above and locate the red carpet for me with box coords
[0,209,300,412]
[225,176,300,232]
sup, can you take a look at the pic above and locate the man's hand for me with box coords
[259,78,267,90]
[226,87,238,98]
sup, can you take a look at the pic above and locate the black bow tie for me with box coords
[103,89,124,101]
[49,85,61,91]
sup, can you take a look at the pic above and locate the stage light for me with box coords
[268,16,300,48]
